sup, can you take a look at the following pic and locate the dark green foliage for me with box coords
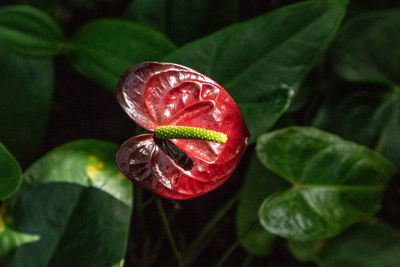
[256,127,396,240]
[67,19,177,92]
[124,0,239,45]
[165,0,347,143]
[0,5,64,57]
[288,220,400,267]
[0,50,53,164]
[0,140,133,267]
[0,144,22,200]
[332,9,400,85]
[317,9,400,167]
[0,0,399,266]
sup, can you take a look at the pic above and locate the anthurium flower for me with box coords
[116,62,249,199]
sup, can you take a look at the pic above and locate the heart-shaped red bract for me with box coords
[116,62,249,199]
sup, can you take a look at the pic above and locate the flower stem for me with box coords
[186,193,239,264]
[155,125,227,143]
[213,221,259,267]
[213,238,242,267]
[156,198,185,267]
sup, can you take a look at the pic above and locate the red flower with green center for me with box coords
[116,62,249,199]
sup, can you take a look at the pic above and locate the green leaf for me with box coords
[0,140,133,267]
[288,220,400,267]
[319,221,400,266]
[0,50,53,164]
[165,0,347,143]
[314,90,400,167]
[124,0,239,45]
[377,91,400,167]
[324,8,400,167]
[313,92,385,147]
[0,5,64,57]
[9,0,60,10]
[0,144,22,200]
[287,239,324,264]
[256,127,397,241]
[332,9,400,85]
[66,19,177,92]
[236,152,288,255]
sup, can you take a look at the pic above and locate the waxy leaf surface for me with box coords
[318,221,400,266]
[0,140,133,267]
[67,19,176,92]
[332,9,400,85]
[0,5,64,57]
[0,144,22,200]
[314,91,400,167]
[287,239,323,264]
[165,0,347,142]
[116,62,249,199]
[0,50,53,164]
[124,0,238,45]
[288,221,400,267]
[328,9,400,166]
[256,127,396,241]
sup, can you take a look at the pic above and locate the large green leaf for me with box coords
[0,50,53,164]
[313,92,385,147]
[377,92,400,167]
[236,152,288,255]
[9,0,60,9]
[287,239,323,264]
[319,221,400,266]
[288,220,400,267]
[66,19,177,92]
[165,0,347,143]
[314,90,400,167]
[256,127,396,241]
[124,0,238,45]
[332,9,400,85]
[0,140,133,267]
[0,144,22,200]
[0,5,64,57]
[326,8,400,166]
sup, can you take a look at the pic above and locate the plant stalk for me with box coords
[156,198,185,267]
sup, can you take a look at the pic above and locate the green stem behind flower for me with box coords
[156,198,185,267]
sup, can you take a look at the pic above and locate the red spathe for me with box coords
[116,62,249,199]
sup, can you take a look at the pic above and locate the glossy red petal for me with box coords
[116,62,250,199]
[151,146,181,189]
[115,134,181,198]
[115,134,231,199]
[150,148,237,199]
[117,62,201,131]
[115,134,155,183]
